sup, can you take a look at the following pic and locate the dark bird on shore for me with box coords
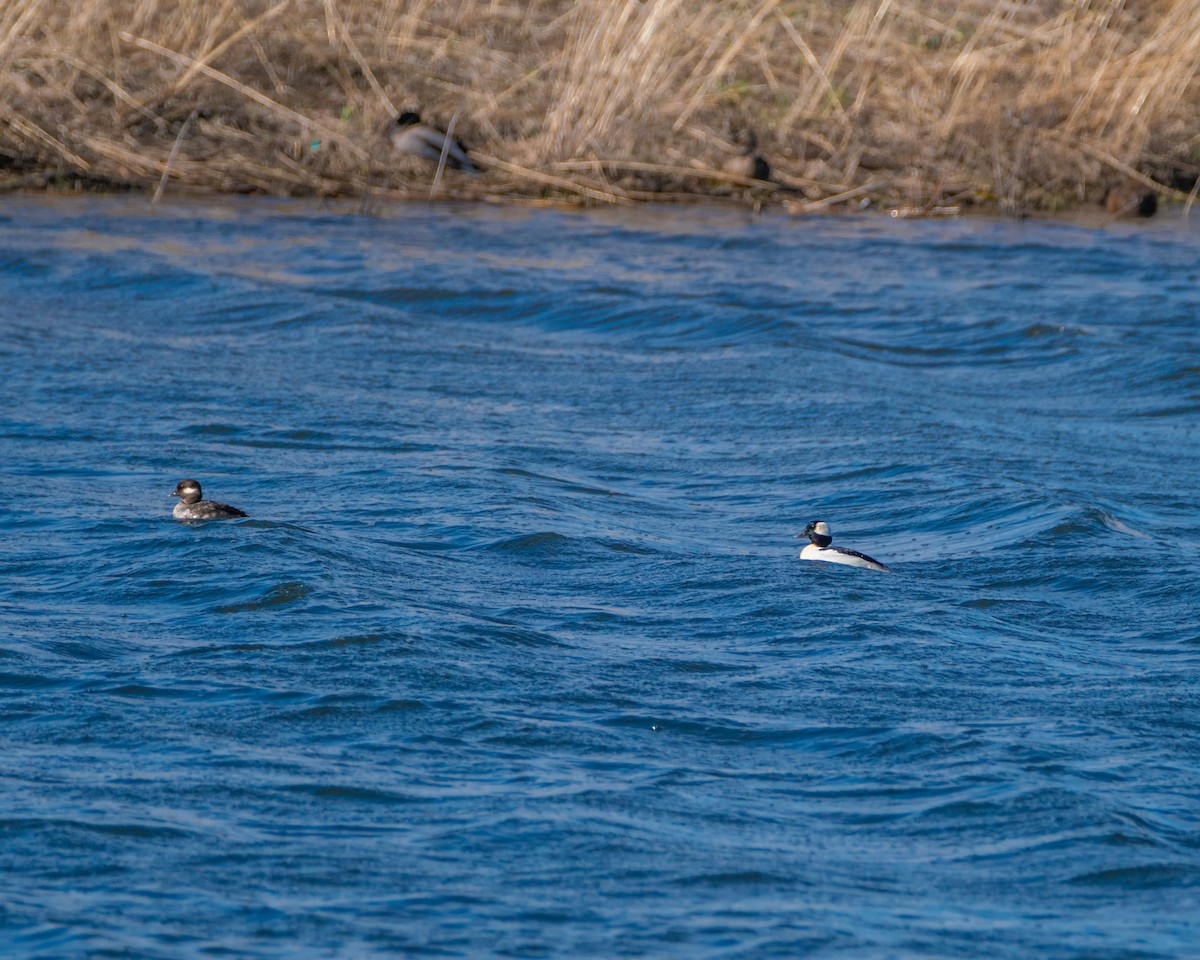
[171,479,248,520]
[1102,177,1157,217]
[723,130,770,182]
[392,111,482,174]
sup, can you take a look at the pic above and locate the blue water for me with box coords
[2,196,1199,958]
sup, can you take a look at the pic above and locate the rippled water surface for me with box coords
[2,197,1200,958]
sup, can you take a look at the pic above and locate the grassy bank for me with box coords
[1,0,1197,212]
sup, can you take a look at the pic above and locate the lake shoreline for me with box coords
[1,176,1189,228]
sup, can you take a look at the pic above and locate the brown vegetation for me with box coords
[1,0,1197,212]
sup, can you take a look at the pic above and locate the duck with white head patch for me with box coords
[171,479,248,521]
[799,521,889,572]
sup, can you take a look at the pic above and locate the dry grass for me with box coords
[0,0,1196,211]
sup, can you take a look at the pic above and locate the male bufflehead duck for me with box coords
[799,521,889,572]
[392,111,482,173]
[171,479,248,520]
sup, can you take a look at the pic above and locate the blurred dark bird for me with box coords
[1103,177,1157,217]
[392,111,482,174]
[723,130,770,182]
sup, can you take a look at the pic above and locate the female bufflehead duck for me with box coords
[392,111,482,173]
[171,479,248,520]
[799,521,889,572]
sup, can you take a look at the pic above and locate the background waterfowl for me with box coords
[1102,177,1157,217]
[392,111,482,174]
[722,130,770,182]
